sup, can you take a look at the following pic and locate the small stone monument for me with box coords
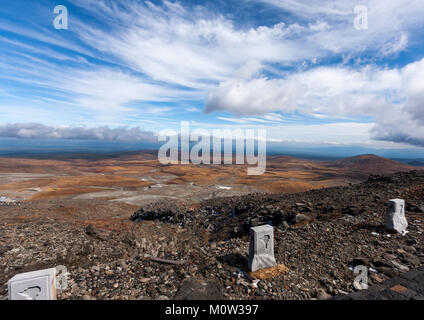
[248,224,277,272]
[8,268,57,300]
[385,199,408,234]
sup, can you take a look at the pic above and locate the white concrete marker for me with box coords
[248,224,277,272]
[385,199,408,234]
[8,268,57,300]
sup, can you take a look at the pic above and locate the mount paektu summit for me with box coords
[0,152,423,300]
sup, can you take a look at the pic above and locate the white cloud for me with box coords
[71,1,314,91]
[184,107,201,113]
[206,64,395,115]
[0,123,156,142]
[69,1,424,118]
[258,0,424,64]
[217,113,287,124]
[266,122,375,144]
[217,117,249,124]
[60,69,189,114]
[370,59,424,146]
[381,33,409,56]
[207,58,424,146]
[262,113,286,121]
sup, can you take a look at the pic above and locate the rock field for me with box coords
[1,170,423,300]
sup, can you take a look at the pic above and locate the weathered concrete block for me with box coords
[248,224,277,272]
[385,199,408,234]
[8,268,57,300]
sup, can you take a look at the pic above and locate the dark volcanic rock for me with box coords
[291,213,312,225]
[85,224,97,237]
[0,245,11,256]
[406,202,423,213]
[342,206,358,216]
[130,207,197,226]
[174,277,223,300]
[130,170,424,242]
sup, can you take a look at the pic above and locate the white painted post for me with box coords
[248,224,277,272]
[385,199,408,234]
[8,268,57,300]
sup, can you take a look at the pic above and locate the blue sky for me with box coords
[1,0,424,154]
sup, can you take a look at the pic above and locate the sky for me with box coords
[1,0,424,156]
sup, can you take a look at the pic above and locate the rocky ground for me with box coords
[0,170,423,300]
[332,266,424,300]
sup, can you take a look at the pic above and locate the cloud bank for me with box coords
[0,123,157,142]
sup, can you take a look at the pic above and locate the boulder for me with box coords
[174,278,223,300]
